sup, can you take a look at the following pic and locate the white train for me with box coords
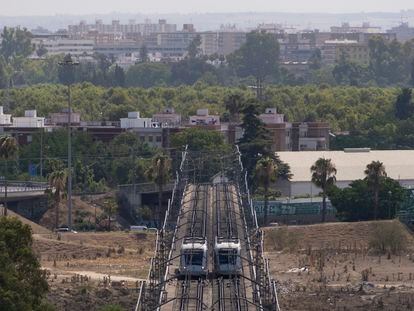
[214,237,242,275]
[179,237,208,276]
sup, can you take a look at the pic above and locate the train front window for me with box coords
[218,249,237,265]
[184,250,204,266]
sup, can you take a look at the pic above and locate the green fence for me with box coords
[253,198,335,217]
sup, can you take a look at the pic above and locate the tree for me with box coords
[228,32,280,99]
[0,135,18,216]
[171,128,230,182]
[254,157,277,226]
[329,177,406,221]
[411,58,414,87]
[139,45,149,63]
[146,153,171,228]
[0,56,9,88]
[309,48,322,70]
[48,169,67,229]
[395,88,413,120]
[187,35,202,59]
[0,27,33,61]
[102,198,117,231]
[126,63,170,87]
[58,54,76,85]
[365,161,387,220]
[36,44,48,58]
[332,51,366,86]
[238,103,272,178]
[310,158,337,223]
[112,65,125,87]
[171,128,227,152]
[171,58,216,85]
[224,93,245,123]
[0,217,49,310]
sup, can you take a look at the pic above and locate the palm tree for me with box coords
[0,135,18,216]
[146,153,171,228]
[254,157,277,226]
[224,93,244,123]
[365,161,387,220]
[311,158,337,223]
[48,169,67,229]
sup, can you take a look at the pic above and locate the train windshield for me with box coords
[218,249,237,265]
[184,250,204,266]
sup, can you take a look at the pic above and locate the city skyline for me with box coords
[2,0,414,16]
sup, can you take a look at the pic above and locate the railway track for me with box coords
[173,185,209,311]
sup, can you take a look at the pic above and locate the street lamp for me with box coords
[58,56,79,230]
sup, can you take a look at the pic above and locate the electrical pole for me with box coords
[58,56,79,230]
[67,83,73,230]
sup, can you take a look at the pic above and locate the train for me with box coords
[178,236,242,276]
[179,237,208,276]
[214,237,241,275]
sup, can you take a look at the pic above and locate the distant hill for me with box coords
[1,11,414,32]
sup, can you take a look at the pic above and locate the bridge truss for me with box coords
[136,146,281,311]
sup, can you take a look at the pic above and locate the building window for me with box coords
[148,135,153,142]
[156,136,162,142]
[27,135,33,143]
[140,136,145,142]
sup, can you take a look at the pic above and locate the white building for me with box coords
[259,108,285,124]
[189,109,220,126]
[120,112,153,129]
[276,149,414,197]
[152,108,182,127]
[41,39,95,56]
[0,106,12,126]
[12,110,45,128]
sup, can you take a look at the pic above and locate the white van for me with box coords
[130,225,148,232]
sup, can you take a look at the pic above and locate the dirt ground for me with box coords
[32,230,156,310]
[264,221,414,310]
[12,204,414,310]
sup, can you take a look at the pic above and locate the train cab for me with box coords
[214,237,241,275]
[179,237,208,276]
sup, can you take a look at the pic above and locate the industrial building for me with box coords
[276,149,414,197]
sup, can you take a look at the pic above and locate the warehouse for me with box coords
[276,149,414,197]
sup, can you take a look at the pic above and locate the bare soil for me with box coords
[264,220,414,310]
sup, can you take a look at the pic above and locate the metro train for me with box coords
[178,236,242,276]
[214,237,242,275]
[179,237,208,276]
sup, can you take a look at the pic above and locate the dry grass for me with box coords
[34,231,156,279]
[264,220,414,310]
[6,210,51,234]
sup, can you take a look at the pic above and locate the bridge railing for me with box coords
[0,181,49,193]
[135,146,188,311]
[235,145,281,311]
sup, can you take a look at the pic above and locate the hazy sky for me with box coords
[1,0,414,16]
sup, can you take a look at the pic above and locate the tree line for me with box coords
[1,27,414,89]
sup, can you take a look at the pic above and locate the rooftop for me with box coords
[278,150,414,182]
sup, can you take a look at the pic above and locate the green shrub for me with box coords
[369,222,408,255]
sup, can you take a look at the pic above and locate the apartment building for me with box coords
[12,110,45,128]
[321,39,370,66]
[388,22,414,42]
[217,32,246,55]
[152,108,182,127]
[189,109,220,127]
[41,38,95,56]
[120,112,153,129]
[291,122,330,151]
[48,108,81,125]
[0,106,11,126]
[258,108,292,152]
[330,22,382,34]
[68,19,177,38]
[94,40,141,57]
